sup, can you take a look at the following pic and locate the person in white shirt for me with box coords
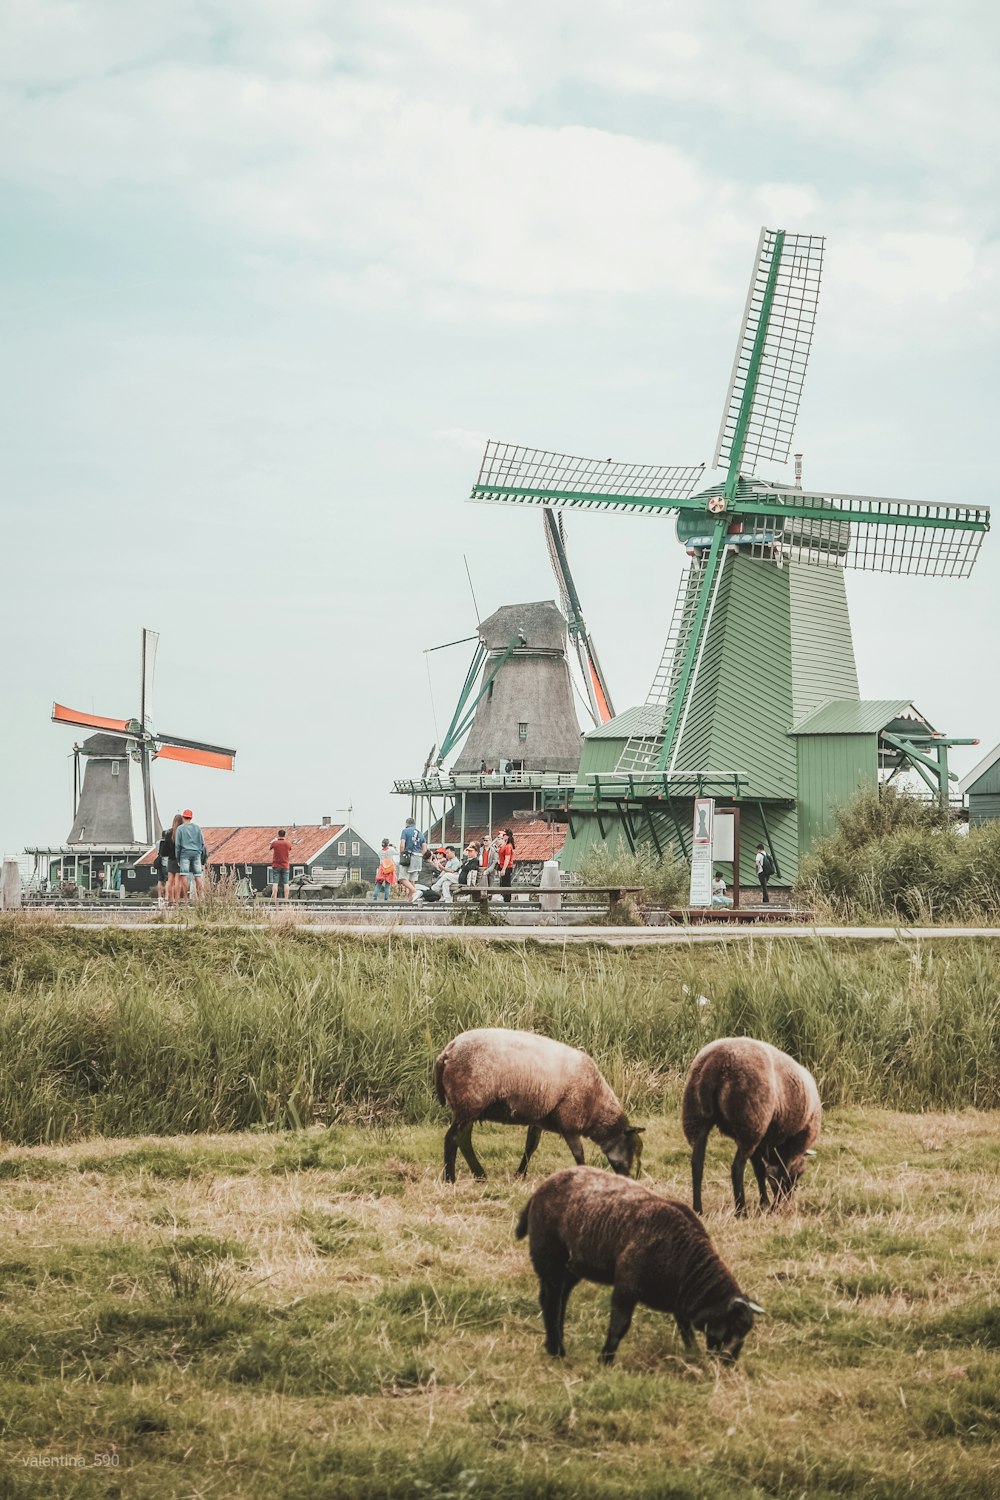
[712,872,733,908]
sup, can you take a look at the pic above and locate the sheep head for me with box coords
[601,1124,645,1178]
[696,1294,761,1363]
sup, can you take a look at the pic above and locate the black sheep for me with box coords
[516,1167,761,1364]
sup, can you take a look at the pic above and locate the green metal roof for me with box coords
[584,704,663,740]
[789,699,921,736]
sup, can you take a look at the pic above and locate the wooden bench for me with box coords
[666,906,814,925]
[452,885,644,905]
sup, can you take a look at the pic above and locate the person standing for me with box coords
[496,828,515,903]
[154,828,172,906]
[755,844,773,905]
[269,828,292,901]
[166,813,184,903]
[398,817,426,900]
[175,810,207,901]
[373,839,397,902]
[479,833,499,893]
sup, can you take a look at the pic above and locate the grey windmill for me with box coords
[54,628,236,848]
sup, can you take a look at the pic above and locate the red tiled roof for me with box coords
[437,819,567,863]
[137,825,345,867]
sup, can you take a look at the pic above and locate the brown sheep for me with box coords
[515,1166,762,1364]
[682,1036,821,1216]
[434,1027,643,1183]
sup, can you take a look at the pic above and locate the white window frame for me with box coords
[351,841,360,857]
[293,865,305,877]
[338,841,347,856]
[266,867,274,883]
[350,867,361,881]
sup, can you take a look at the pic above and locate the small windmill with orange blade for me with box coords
[53,628,236,848]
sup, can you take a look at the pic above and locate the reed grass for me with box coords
[0,921,997,1144]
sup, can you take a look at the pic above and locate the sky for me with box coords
[3,0,999,860]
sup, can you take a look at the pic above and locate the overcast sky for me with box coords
[3,0,999,859]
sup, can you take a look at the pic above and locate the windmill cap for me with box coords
[182,809,193,820]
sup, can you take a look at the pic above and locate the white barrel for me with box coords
[538,860,562,913]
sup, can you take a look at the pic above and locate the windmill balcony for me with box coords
[393,770,580,796]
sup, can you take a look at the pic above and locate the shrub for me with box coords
[577,842,688,910]
[796,787,1000,923]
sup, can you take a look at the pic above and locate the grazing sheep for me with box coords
[434,1027,643,1183]
[682,1037,821,1216]
[515,1167,761,1364]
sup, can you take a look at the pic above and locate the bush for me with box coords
[577,842,688,910]
[337,881,370,899]
[796,787,1000,923]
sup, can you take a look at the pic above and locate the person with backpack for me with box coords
[755,844,774,904]
[373,840,397,902]
[398,818,426,900]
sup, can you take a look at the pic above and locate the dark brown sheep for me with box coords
[682,1037,821,1216]
[434,1027,643,1183]
[515,1167,761,1364]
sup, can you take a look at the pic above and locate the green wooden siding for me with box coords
[969,794,1000,826]
[968,762,1000,796]
[788,565,858,722]
[672,554,796,797]
[796,734,878,852]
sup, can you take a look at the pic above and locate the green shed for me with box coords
[958,744,1000,826]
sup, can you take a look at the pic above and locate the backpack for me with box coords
[378,855,396,879]
[761,852,775,879]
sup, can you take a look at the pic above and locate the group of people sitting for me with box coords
[372,821,517,904]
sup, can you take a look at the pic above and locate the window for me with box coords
[111,761,120,776]
[338,842,347,855]
[351,841,360,857]
[265,867,274,883]
[350,867,361,881]
[518,723,527,740]
[487,680,494,700]
[293,865,305,877]
[244,864,252,875]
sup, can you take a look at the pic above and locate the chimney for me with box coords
[321,815,331,826]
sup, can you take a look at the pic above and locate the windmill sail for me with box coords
[713,228,824,477]
[473,442,704,513]
[52,704,133,735]
[543,510,615,724]
[156,734,236,771]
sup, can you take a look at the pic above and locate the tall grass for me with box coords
[0,921,997,1142]
[797,786,1000,922]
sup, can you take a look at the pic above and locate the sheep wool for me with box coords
[516,1166,760,1364]
[435,1027,643,1183]
[682,1036,822,1216]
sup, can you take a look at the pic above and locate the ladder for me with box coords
[615,558,704,777]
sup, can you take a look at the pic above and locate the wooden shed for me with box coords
[958,744,1000,826]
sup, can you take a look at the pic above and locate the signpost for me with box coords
[689,797,714,906]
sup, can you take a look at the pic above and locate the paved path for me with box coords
[61,921,1000,945]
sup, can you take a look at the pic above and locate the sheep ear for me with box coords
[746,1300,765,1315]
[804,1149,817,1158]
[731,1296,765,1316]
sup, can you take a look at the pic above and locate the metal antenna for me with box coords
[463,554,481,625]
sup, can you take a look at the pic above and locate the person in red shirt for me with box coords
[269,828,293,901]
[496,828,515,903]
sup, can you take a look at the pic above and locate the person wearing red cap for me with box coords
[175,809,207,900]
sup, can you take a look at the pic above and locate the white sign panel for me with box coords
[689,797,715,906]
[712,812,735,862]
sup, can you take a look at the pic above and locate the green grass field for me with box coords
[0,1110,998,1499]
[0,922,997,1496]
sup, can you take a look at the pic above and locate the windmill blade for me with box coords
[713,228,825,478]
[543,510,615,724]
[155,734,236,771]
[140,628,159,729]
[472,441,705,515]
[52,703,132,734]
[735,483,989,577]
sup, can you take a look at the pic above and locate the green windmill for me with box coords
[469,228,990,885]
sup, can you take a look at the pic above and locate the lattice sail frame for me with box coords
[713,228,824,476]
[474,441,705,514]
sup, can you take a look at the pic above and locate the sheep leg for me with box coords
[556,1271,579,1354]
[539,1277,567,1357]
[444,1121,461,1183]
[456,1123,486,1180]
[562,1132,586,1167]
[690,1125,710,1214]
[516,1125,543,1177]
[675,1315,697,1352]
[750,1150,769,1210]
[599,1289,636,1365]
[730,1148,749,1217]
